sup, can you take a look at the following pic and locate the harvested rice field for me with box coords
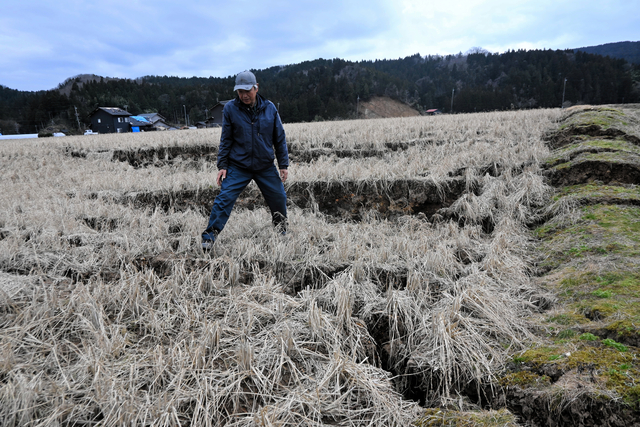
[1,105,639,426]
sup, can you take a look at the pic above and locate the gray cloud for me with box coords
[1,0,637,91]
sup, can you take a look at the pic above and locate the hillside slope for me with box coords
[575,41,640,65]
[359,96,421,119]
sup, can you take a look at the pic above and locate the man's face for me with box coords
[237,85,258,106]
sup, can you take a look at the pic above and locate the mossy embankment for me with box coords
[491,105,640,426]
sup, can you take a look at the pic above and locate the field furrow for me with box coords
[7,107,640,426]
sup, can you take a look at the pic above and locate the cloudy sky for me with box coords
[1,0,638,92]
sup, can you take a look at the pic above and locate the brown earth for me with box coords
[103,142,414,168]
[359,96,421,119]
[104,178,467,223]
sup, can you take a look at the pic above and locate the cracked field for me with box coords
[1,106,639,426]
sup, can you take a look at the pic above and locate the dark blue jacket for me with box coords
[217,94,289,171]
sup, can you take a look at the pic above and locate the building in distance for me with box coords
[88,107,132,133]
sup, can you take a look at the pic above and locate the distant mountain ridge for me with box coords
[1,42,639,134]
[574,41,640,64]
[57,74,127,96]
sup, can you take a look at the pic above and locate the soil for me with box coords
[544,124,640,150]
[359,96,421,119]
[107,178,467,223]
[545,155,640,187]
[93,142,416,168]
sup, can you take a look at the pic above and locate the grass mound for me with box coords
[495,104,640,425]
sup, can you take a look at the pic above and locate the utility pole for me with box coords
[183,105,187,126]
[74,106,82,130]
[356,95,360,117]
[562,78,568,108]
[451,88,455,113]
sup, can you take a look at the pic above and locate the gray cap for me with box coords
[234,70,257,91]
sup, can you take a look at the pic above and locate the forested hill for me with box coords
[1,47,639,134]
[575,41,640,65]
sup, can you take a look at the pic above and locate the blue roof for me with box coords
[130,116,150,123]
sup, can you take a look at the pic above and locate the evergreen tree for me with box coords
[1,48,638,132]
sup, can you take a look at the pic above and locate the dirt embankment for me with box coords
[488,105,640,426]
[359,96,421,119]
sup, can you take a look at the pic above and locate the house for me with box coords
[139,113,173,131]
[128,115,154,132]
[88,107,132,133]
[138,112,165,124]
[426,109,442,115]
[206,100,231,126]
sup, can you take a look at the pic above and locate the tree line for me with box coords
[0,48,638,134]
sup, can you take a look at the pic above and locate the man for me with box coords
[201,70,289,250]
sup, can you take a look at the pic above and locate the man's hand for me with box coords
[217,170,227,186]
[280,169,288,183]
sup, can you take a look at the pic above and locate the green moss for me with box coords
[568,349,639,409]
[545,270,640,341]
[560,107,626,130]
[549,270,640,305]
[592,289,613,298]
[534,222,557,238]
[512,355,527,364]
[546,139,640,167]
[549,152,640,174]
[581,151,640,163]
[414,408,520,427]
[606,320,638,337]
[545,312,590,327]
[602,338,628,352]
[536,205,640,263]
[552,161,572,170]
[620,386,640,409]
[566,243,610,257]
[512,341,640,409]
[578,300,619,319]
[556,329,578,339]
[605,367,640,409]
[566,346,634,370]
[515,345,564,364]
[553,184,640,204]
[579,333,600,341]
[500,371,551,387]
